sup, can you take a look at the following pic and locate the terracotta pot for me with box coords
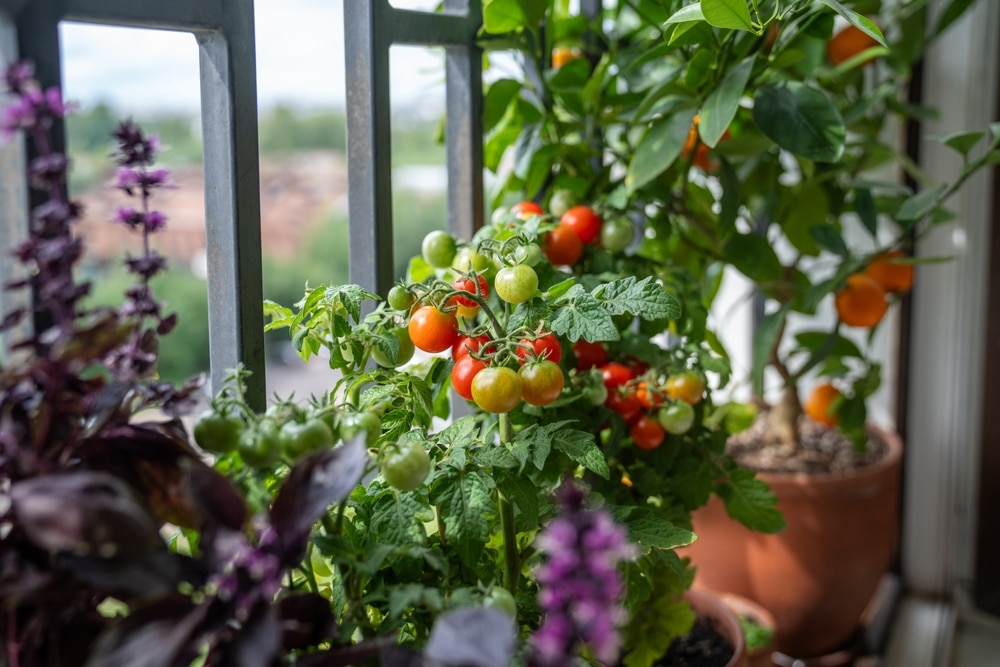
[682,427,902,658]
[715,592,777,667]
[683,588,750,667]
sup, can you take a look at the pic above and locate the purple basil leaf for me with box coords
[294,637,402,667]
[277,592,338,650]
[424,607,517,667]
[85,595,208,667]
[82,382,131,437]
[180,457,248,532]
[231,600,281,667]
[269,434,367,565]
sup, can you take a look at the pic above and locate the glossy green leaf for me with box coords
[664,3,705,24]
[701,0,754,32]
[816,0,887,46]
[854,187,878,238]
[751,304,789,396]
[482,0,525,34]
[482,79,522,132]
[626,109,697,194]
[933,0,976,38]
[723,232,782,284]
[811,225,849,256]
[897,183,947,221]
[700,56,754,147]
[752,82,845,162]
[936,130,985,156]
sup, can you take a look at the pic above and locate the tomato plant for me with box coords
[408,305,458,353]
[471,366,522,413]
[494,265,538,304]
[452,355,486,401]
[630,414,666,450]
[371,327,415,368]
[381,440,432,491]
[452,246,491,274]
[518,360,565,407]
[193,409,245,454]
[560,205,602,244]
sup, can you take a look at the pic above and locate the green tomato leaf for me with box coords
[717,468,786,533]
[613,506,695,550]
[700,0,754,32]
[593,276,683,321]
[552,429,609,479]
[437,416,479,448]
[752,82,845,162]
[482,0,526,34]
[496,471,542,532]
[700,56,754,147]
[621,558,697,667]
[324,284,379,323]
[429,470,492,567]
[626,109,697,195]
[370,490,430,547]
[816,0,887,46]
[550,284,620,342]
[471,445,520,470]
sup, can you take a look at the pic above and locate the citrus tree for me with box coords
[479,0,1000,452]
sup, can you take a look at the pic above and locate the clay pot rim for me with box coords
[683,588,749,667]
[751,423,903,489]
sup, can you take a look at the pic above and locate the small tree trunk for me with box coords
[765,384,802,455]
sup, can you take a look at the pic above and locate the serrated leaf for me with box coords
[816,0,887,45]
[430,470,492,567]
[700,0,754,32]
[700,56,754,147]
[471,445,520,470]
[718,468,785,533]
[897,183,947,221]
[497,472,540,530]
[593,276,682,321]
[370,491,430,547]
[507,299,553,332]
[615,506,695,550]
[324,284,377,323]
[437,416,479,447]
[626,109,697,194]
[552,430,609,479]
[753,82,845,162]
[550,285,619,342]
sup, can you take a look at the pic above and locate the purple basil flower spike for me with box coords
[530,481,636,667]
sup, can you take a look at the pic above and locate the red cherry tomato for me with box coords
[606,389,641,422]
[452,355,486,401]
[452,333,494,360]
[573,340,608,371]
[408,305,459,353]
[518,360,565,407]
[600,362,635,390]
[559,205,602,244]
[450,274,489,309]
[636,381,665,410]
[542,226,584,266]
[511,200,544,220]
[516,332,563,365]
[631,414,666,450]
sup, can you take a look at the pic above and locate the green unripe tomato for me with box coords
[494,265,538,304]
[600,217,635,253]
[513,242,543,267]
[422,230,458,269]
[341,411,382,448]
[547,188,578,218]
[193,409,245,454]
[280,419,335,460]
[238,419,281,468]
[724,402,758,434]
[658,401,695,435]
[451,247,491,274]
[387,285,416,311]
[484,586,517,618]
[381,441,432,491]
[371,328,415,368]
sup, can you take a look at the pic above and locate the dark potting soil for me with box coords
[655,617,734,667]
[726,410,890,474]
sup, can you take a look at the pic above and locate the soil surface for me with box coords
[656,616,735,667]
[726,411,890,474]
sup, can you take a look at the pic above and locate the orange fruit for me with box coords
[835,274,888,328]
[864,250,913,294]
[804,383,841,427]
[551,46,584,69]
[681,114,730,171]
[826,24,879,66]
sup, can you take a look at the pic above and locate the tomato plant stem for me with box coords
[498,412,519,593]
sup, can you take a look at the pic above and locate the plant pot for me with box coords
[675,588,750,667]
[682,426,902,658]
[715,592,777,667]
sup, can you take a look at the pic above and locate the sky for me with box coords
[59,0,448,115]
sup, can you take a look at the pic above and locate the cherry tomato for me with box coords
[452,355,486,401]
[381,440,432,491]
[371,328,415,368]
[450,274,490,308]
[666,371,705,405]
[600,217,634,253]
[636,381,665,410]
[630,414,666,450]
[471,366,523,413]
[582,382,609,406]
[452,247,491,274]
[281,418,335,460]
[387,285,416,311]
[547,188,578,218]
[494,265,539,304]
[408,305,459,353]
[511,200,544,220]
[239,420,281,468]
[542,226,584,266]
[484,586,517,618]
[573,340,608,371]
[606,389,641,422]
[658,401,695,435]
[724,402,758,434]
[600,362,635,390]
[516,332,563,365]
[341,411,382,448]
[193,409,245,454]
[518,360,565,407]
[422,230,457,269]
[560,205,602,244]
[452,333,494,360]
[514,242,543,267]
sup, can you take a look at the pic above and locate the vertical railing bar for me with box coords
[344,0,395,296]
[195,0,265,410]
